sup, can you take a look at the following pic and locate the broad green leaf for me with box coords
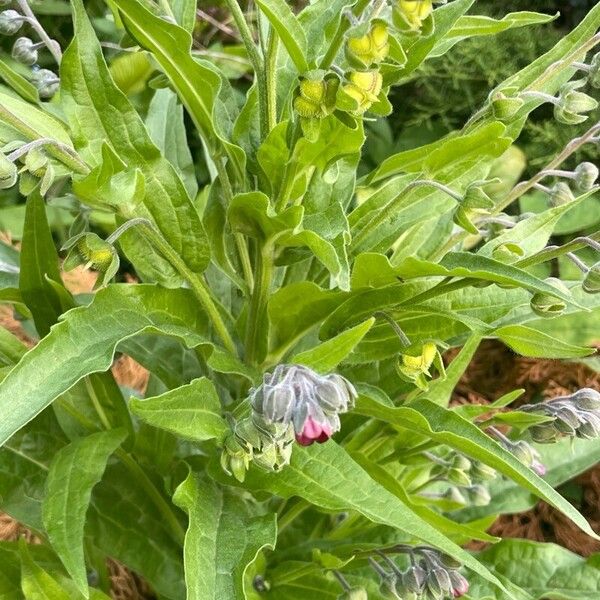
[256,0,309,73]
[173,473,277,600]
[129,378,228,443]
[494,325,594,359]
[146,88,198,200]
[292,318,374,372]
[0,59,39,103]
[467,539,600,600]
[0,285,211,448]
[354,396,600,540]
[20,540,69,600]
[42,429,126,597]
[112,0,245,181]
[62,0,210,284]
[236,442,506,592]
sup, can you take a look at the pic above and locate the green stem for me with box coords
[140,223,238,356]
[245,241,274,365]
[223,0,269,139]
[275,120,302,210]
[278,499,309,533]
[516,232,600,268]
[265,28,280,133]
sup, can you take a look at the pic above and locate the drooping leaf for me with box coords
[42,429,126,597]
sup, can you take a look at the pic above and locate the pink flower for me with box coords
[532,460,546,476]
[295,416,333,446]
[450,572,469,597]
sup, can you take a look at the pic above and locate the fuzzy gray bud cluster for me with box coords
[522,388,600,443]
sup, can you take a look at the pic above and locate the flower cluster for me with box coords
[370,546,469,600]
[521,388,600,444]
[221,364,356,481]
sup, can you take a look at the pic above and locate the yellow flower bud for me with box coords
[294,74,338,119]
[348,70,383,99]
[346,22,389,68]
[397,0,433,29]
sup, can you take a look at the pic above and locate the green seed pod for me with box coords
[583,262,600,294]
[340,70,384,115]
[588,52,600,88]
[0,9,25,35]
[490,90,524,121]
[530,277,570,318]
[12,36,38,65]
[337,588,368,600]
[573,162,599,192]
[571,388,600,411]
[0,153,17,189]
[554,80,598,125]
[220,433,253,482]
[548,182,575,207]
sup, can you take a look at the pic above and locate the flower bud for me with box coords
[576,411,600,440]
[340,70,383,115]
[378,572,402,599]
[220,433,253,482]
[337,588,368,600]
[12,36,38,65]
[453,182,495,234]
[571,388,600,411]
[402,564,427,594]
[62,232,120,289]
[31,68,60,99]
[548,182,575,207]
[427,567,453,600]
[588,52,600,88]
[554,80,598,125]
[346,22,390,68]
[555,405,582,432]
[436,553,463,570]
[573,162,599,192]
[395,0,433,30]
[443,486,467,507]
[449,571,469,598]
[470,461,497,481]
[0,9,25,35]
[397,341,441,391]
[0,153,17,189]
[294,73,338,119]
[529,424,559,444]
[583,262,600,294]
[492,242,524,264]
[465,484,491,506]
[446,467,471,487]
[490,90,524,120]
[530,277,570,318]
[450,454,471,471]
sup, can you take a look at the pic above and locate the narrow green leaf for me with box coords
[173,473,277,600]
[0,58,39,103]
[256,0,309,72]
[42,430,126,597]
[494,325,595,358]
[129,378,228,443]
[292,318,375,372]
[19,540,70,600]
[354,395,600,540]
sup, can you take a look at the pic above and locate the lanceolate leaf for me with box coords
[0,285,210,448]
[129,378,228,443]
[42,430,126,597]
[354,395,600,540]
[173,473,277,600]
[19,540,70,600]
[0,58,39,103]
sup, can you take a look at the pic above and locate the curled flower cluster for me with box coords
[522,388,600,444]
[370,546,469,600]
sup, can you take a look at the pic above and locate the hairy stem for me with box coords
[15,0,62,63]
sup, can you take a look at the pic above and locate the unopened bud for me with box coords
[402,564,427,594]
[12,37,38,65]
[294,73,338,119]
[571,388,600,411]
[576,411,600,439]
[554,80,598,125]
[446,467,471,487]
[451,454,471,471]
[62,232,120,289]
[31,68,60,99]
[454,182,495,234]
[548,182,575,207]
[583,262,600,294]
[427,567,453,600]
[340,70,383,115]
[588,52,600,88]
[378,573,402,599]
[530,277,569,318]
[346,21,390,68]
[465,484,491,506]
[470,461,497,481]
[0,153,17,189]
[490,90,524,120]
[0,9,25,35]
[443,486,467,507]
[395,0,433,30]
[529,424,559,444]
[449,571,469,597]
[573,162,599,192]
[436,553,463,570]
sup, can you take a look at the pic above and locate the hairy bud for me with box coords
[294,72,339,119]
[490,90,524,120]
[465,484,491,506]
[548,182,575,207]
[346,21,390,68]
[62,232,120,289]
[395,0,433,30]
[0,10,25,35]
[449,571,469,597]
[12,36,38,65]
[530,277,570,318]
[453,181,495,234]
[0,153,17,189]
[583,262,600,294]
[470,461,497,482]
[554,80,598,125]
[340,70,384,115]
[588,52,600,88]
[402,564,427,594]
[571,388,600,411]
[573,162,599,192]
[427,566,453,600]
[31,68,60,99]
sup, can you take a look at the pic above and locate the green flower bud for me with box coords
[402,564,427,594]
[576,411,600,439]
[583,261,600,294]
[530,277,570,318]
[378,573,402,599]
[427,567,453,600]
[395,0,433,30]
[23,147,48,177]
[451,454,472,471]
[346,21,390,68]
[453,182,495,234]
[492,242,524,264]
[555,405,582,431]
[337,588,368,600]
[294,72,339,119]
[31,68,60,99]
[529,423,559,444]
[510,440,535,466]
[573,162,599,192]
[548,182,575,207]
[220,433,253,482]
[465,484,491,506]
[446,467,471,487]
[12,36,38,65]
[436,553,463,570]
[571,388,600,411]
[554,80,598,125]
[0,153,17,189]
[490,90,524,120]
[470,461,497,482]
[62,232,120,289]
[443,486,467,507]
[588,52,600,88]
[340,70,383,115]
[0,9,25,35]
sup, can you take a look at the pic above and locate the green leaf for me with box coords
[291,318,374,372]
[237,442,506,592]
[62,0,210,285]
[494,325,595,358]
[112,0,245,181]
[256,0,309,73]
[0,58,39,103]
[173,473,277,600]
[20,540,70,600]
[42,429,126,597]
[354,396,600,541]
[0,285,211,448]
[129,378,228,443]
